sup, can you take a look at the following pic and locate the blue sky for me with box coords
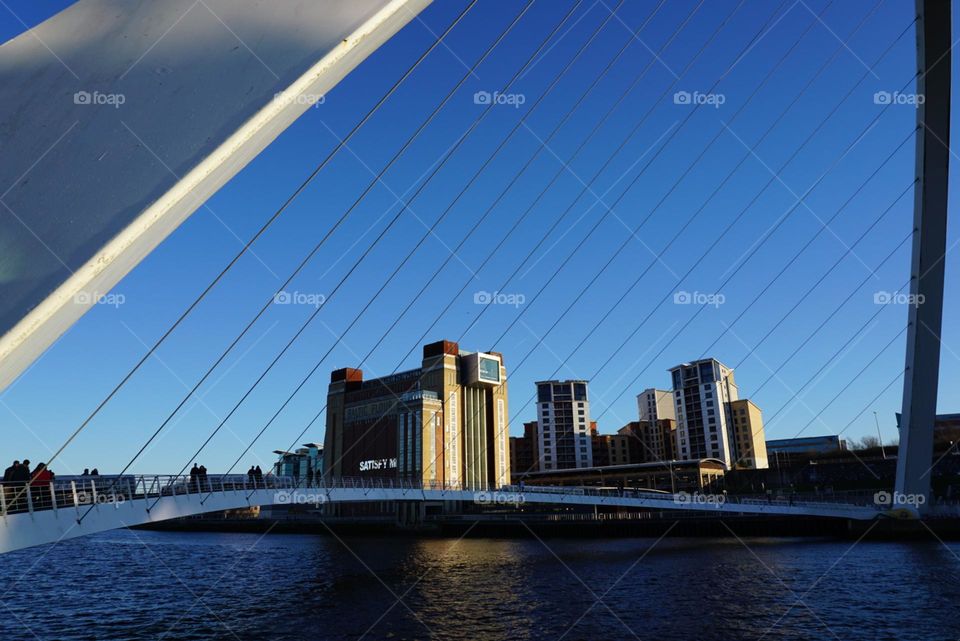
[1,0,957,475]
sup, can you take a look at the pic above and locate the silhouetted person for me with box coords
[5,461,28,511]
[190,464,200,491]
[247,466,256,481]
[81,468,89,476]
[9,461,29,511]
[11,461,28,483]
[254,466,263,484]
[2,461,19,512]
[3,460,18,484]
[90,468,99,476]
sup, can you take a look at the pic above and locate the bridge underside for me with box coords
[0,0,430,392]
[0,485,884,554]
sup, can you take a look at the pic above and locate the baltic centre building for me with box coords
[323,340,510,489]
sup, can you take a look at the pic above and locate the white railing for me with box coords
[0,474,889,518]
[0,474,482,517]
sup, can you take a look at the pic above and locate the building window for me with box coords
[538,384,552,403]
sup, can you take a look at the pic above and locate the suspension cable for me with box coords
[390,0,708,370]
[461,0,903,479]
[587,23,918,420]
[33,0,481,490]
[141,0,592,508]
[225,0,683,488]
[282,0,737,480]
[503,0,857,378]
[449,8,915,478]
[454,0,773,345]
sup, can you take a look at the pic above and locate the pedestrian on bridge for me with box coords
[2,461,20,511]
[2,460,19,484]
[29,463,53,509]
[198,464,208,492]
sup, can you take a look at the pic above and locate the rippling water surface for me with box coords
[1,529,958,640]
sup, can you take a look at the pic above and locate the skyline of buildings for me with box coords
[507,358,770,480]
[317,340,795,488]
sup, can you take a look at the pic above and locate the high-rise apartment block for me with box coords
[535,380,593,470]
[668,358,767,469]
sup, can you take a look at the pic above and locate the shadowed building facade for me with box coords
[323,340,510,489]
[618,419,677,464]
[509,421,540,478]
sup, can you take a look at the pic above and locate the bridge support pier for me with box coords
[894,0,952,514]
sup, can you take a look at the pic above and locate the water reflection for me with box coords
[0,529,958,640]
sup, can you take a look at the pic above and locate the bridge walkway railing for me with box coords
[0,474,901,519]
[0,475,494,518]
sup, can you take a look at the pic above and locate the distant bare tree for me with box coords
[856,435,881,450]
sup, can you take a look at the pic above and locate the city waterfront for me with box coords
[1,0,957,639]
[1,529,958,640]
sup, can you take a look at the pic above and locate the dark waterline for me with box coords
[1,529,958,640]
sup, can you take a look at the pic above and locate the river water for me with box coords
[0,529,957,640]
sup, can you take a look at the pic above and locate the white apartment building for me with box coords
[669,359,739,467]
[535,380,593,471]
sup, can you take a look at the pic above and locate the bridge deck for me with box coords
[0,474,899,554]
